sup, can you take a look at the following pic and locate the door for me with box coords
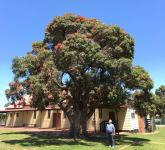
[109,112,117,130]
[138,115,145,133]
[53,113,61,129]
[109,112,115,122]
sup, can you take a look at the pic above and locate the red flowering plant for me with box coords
[54,43,62,55]
[55,43,62,50]
[91,28,97,33]
[5,81,25,105]
[75,16,85,23]
[9,82,15,87]
[5,89,10,95]
[6,14,154,138]
[48,94,54,100]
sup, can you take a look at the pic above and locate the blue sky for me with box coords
[0,0,165,108]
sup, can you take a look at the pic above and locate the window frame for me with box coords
[16,112,19,117]
[99,109,102,119]
[34,111,36,119]
[48,110,51,119]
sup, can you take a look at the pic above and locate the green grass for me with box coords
[0,127,165,150]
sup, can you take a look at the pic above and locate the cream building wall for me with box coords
[87,108,116,131]
[40,110,52,128]
[6,110,70,129]
[6,112,14,126]
[5,107,139,132]
[117,107,139,131]
[87,108,139,131]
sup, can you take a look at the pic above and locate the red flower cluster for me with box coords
[48,94,53,99]
[5,89,10,94]
[76,16,85,22]
[29,83,33,89]
[91,28,97,33]
[18,85,24,91]
[9,82,15,87]
[89,18,95,23]
[55,43,62,50]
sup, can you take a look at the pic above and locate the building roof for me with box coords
[0,94,60,113]
[0,105,60,113]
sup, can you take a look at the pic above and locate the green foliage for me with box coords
[44,14,142,108]
[126,66,153,90]
[131,91,157,117]
[7,44,60,110]
[155,85,165,117]
[155,85,165,97]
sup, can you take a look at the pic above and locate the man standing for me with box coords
[106,119,115,148]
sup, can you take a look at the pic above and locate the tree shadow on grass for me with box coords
[84,133,151,147]
[115,135,151,147]
[1,131,94,147]
[1,131,151,148]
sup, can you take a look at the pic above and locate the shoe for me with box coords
[112,146,115,148]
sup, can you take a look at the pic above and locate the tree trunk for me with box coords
[58,102,81,139]
[81,118,88,137]
[68,111,81,139]
[58,101,95,138]
[69,121,80,139]
[80,108,95,137]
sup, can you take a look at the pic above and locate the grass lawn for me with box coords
[0,127,165,150]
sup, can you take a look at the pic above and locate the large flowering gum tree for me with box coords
[6,14,153,138]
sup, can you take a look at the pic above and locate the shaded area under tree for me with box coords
[1,131,150,148]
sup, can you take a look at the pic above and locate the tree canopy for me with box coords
[5,14,154,137]
[155,85,165,117]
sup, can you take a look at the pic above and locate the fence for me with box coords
[155,118,165,125]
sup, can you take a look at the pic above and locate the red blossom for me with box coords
[29,83,33,89]
[5,89,10,94]
[9,82,15,87]
[76,16,85,22]
[89,18,95,23]
[18,85,24,91]
[91,28,97,33]
[55,43,62,50]
[48,94,53,99]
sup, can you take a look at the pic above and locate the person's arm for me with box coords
[113,124,115,135]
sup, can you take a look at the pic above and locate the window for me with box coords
[92,112,96,127]
[48,110,51,119]
[63,112,66,118]
[131,113,135,119]
[99,109,102,119]
[16,113,19,117]
[34,111,36,119]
